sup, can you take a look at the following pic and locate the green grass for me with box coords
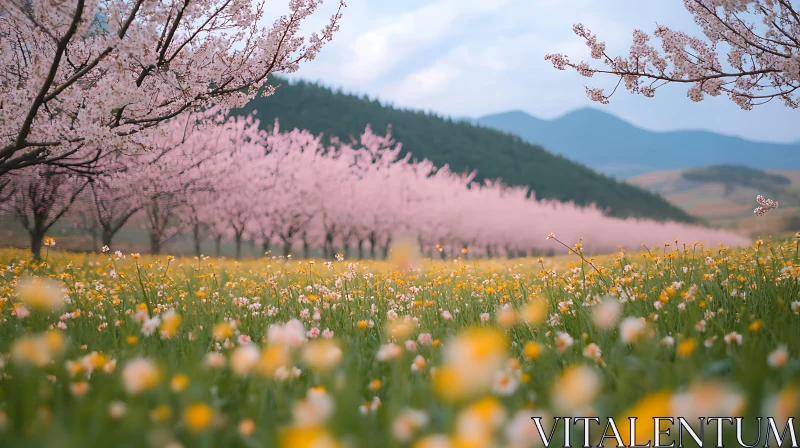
[0,238,798,447]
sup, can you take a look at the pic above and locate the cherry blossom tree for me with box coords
[545,1,800,109]
[0,0,344,176]
[3,166,88,259]
[134,110,231,254]
[89,160,144,248]
[203,114,269,259]
[263,125,324,257]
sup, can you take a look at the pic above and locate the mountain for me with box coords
[477,109,800,178]
[233,78,695,223]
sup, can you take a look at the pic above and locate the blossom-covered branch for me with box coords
[0,0,345,176]
[545,0,800,109]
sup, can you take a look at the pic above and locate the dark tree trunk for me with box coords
[283,240,292,258]
[30,230,45,261]
[150,233,161,255]
[235,233,243,260]
[102,227,113,249]
[193,223,202,257]
[215,235,222,258]
[357,239,364,260]
[324,232,335,259]
[342,240,350,260]
[368,233,377,259]
[486,245,492,259]
[382,236,392,260]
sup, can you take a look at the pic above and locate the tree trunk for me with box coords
[368,233,377,259]
[193,223,202,257]
[382,236,392,260]
[357,239,364,260]
[215,235,222,258]
[342,240,349,260]
[30,231,45,261]
[150,232,161,255]
[235,233,243,260]
[303,240,310,260]
[102,227,113,249]
[283,240,292,258]
[324,232,335,259]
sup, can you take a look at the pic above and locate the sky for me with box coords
[283,0,800,144]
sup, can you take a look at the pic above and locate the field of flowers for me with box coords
[0,237,799,447]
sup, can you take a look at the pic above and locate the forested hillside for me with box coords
[234,78,695,223]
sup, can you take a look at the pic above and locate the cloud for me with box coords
[337,0,515,83]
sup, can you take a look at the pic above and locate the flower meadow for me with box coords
[0,236,799,448]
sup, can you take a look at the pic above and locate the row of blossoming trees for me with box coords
[1,108,748,260]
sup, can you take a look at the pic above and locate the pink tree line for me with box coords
[1,110,749,260]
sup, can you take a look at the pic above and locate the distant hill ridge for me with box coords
[233,77,695,223]
[476,109,800,178]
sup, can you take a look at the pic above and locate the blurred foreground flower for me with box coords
[256,343,292,378]
[455,397,506,444]
[762,385,800,425]
[593,297,621,329]
[122,358,161,394]
[550,365,601,414]
[231,345,260,376]
[609,391,673,447]
[388,238,421,271]
[268,319,307,349]
[11,330,66,367]
[393,409,429,443]
[159,309,182,339]
[279,425,339,448]
[670,380,745,421]
[302,339,343,373]
[293,388,334,427]
[184,403,214,433]
[386,315,415,340]
[619,317,647,343]
[521,297,548,325]
[16,276,66,312]
[434,328,508,401]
